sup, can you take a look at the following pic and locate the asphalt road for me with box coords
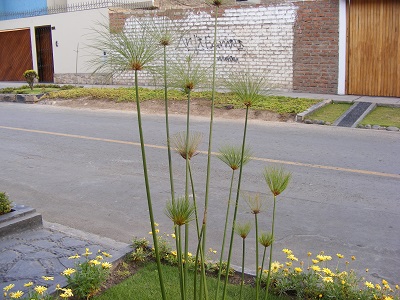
[0,102,399,284]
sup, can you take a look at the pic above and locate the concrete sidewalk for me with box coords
[0,221,131,296]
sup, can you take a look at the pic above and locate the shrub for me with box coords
[63,248,112,299]
[23,70,39,90]
[0,192,12,215]
[0,87,15,94]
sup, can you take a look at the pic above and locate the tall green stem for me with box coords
[264,196,277,300]
[255,213,260,300]
[239,237,246,300]
[188,163,200,236]
[163,45,175,202]
[184,89,191,300]
[222,106,250,300]
[163,45,181,282]
[200,3,219,273]
[260,247,267,291]
[134,69,166,300]
[215,170,235,299]
[178,226,185,300]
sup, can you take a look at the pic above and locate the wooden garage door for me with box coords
[347,0,400,97]
[0,28,33,81]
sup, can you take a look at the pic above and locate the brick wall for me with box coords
[111,4,298,90]
[293,0,339,93]
[56,0,339,94]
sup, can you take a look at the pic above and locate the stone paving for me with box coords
[0,222,131,295]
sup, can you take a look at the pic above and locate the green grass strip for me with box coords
[307,103,352,123]
[359,106,400,128]
[94,262,289,300]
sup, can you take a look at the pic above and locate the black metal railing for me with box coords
[0,0,154,21]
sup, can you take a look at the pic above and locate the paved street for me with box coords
[0,102,399,284]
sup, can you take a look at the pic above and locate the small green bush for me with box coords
[63,248,112,299]
[0,192,12,215]
[0,87,15,94]
[23,70,39,90]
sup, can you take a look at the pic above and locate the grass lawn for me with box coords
[0,84,78,95]
[94,262,289,300]
[306,102,352,123]
[359,106,400,128]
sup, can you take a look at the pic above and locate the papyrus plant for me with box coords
[246,193,264,299]
[165,196,195,300]
[169,55,208,299]
[87,19,167,299]
[222,71,266,300]
[234,221,252,300]
[215,145,251,299]
[263,166,291,299]
[144,11,188,205]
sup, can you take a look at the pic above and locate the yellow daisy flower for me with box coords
[322,277,333,283]
[34,286,47,295]
[311,265,321,272]
[62,268,76,276]
[3,284,15,292]
[102,252,112,258]
[282,248,292,255]
[42,276,54,281]
[294,267,302,273]
[102,262,112,269]
[9,291,24,299]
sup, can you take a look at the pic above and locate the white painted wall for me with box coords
[0,7,108,74]
[118,5,298,89]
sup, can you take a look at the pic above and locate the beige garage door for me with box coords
[347,0,400,97]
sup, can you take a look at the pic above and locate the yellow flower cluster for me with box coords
[89,259,101,266]
[57,284,74,299]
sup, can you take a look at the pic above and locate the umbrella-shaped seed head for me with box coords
[169,55,208,95]
[263,166,292,196]
[225,71,266,108]
[217,145,252,171]
[171,131,203,160]
[165,196,195,226]
[235,221,252,239]
[244,192,263,215]
[259,232,274,248]
[130,60,143,71]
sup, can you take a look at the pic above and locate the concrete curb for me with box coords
[0,94,43,103]
[0,204,43,237]
[295,99,331,122]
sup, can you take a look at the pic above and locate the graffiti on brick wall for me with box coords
[217,56,239,63]
[177,34,244,62]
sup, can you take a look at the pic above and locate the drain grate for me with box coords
[336,102,373,127]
